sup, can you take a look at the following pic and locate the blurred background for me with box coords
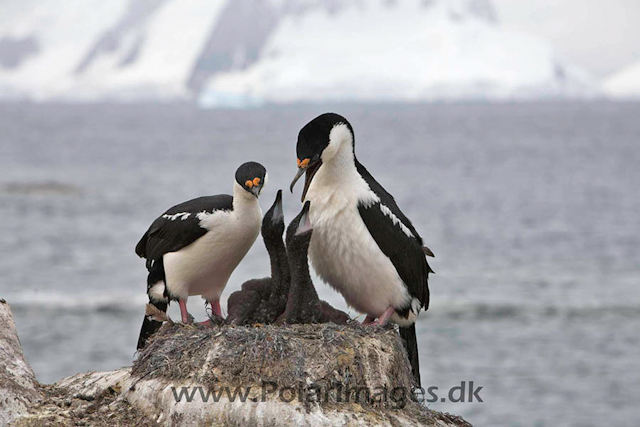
[1,1,639,426]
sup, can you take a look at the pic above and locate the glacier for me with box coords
[0,0,598,104]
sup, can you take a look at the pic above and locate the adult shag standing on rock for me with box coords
[136,162,267,349]
[290,113,434,386]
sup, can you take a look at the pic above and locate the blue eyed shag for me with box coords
[290,113,434,386]
[136,161,267,349]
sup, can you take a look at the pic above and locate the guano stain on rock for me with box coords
[1,300,470,426]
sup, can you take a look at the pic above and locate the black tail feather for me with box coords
[400,324,421,387]
[137,300,167,350]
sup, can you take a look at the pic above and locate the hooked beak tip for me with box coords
[291,159,322,203]
[290,168,305,193]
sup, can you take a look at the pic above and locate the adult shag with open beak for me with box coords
[290,113,434,386]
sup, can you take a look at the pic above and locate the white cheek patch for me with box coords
[323,123,353,162]
[149,281,167,302]
[379,204,414,238]
[162,212,191,221]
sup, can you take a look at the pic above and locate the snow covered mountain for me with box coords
[0,0,227,101]
[0,0,597,104]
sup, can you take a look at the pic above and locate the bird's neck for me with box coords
[232,182,259,214]
[287,243,318,300]
[324,138,357,176]
[265,233,290,287]
[307,140,374,207]
[311,140,359,192]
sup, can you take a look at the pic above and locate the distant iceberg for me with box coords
[604,61,640,99]
[199,0,598,107]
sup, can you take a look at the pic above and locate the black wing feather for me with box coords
[356,162,423,240]
[356,161,431,309]
[135,195,233,263]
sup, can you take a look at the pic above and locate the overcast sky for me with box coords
[494,0,640,78]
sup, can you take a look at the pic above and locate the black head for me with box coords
[285,201,312,249]
[290,113,355,201]
[261,190,285,240]
[235,161,267,197]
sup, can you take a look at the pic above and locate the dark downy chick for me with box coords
[279,201,348,324]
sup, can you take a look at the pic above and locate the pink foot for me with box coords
[370,306,395,327]
[179,300,191,323]
[210,300,223,318]
[362,315,376,325]
[200,300,224,326]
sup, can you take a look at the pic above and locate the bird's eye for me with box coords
[312,154,320,161]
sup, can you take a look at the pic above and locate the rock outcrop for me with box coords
[0,299,43,426]
[1,300,470,426]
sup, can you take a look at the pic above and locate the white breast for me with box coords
[305,161,411,318]
[163,202,261,302]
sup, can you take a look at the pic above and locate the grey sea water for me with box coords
[1,102,638,426]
